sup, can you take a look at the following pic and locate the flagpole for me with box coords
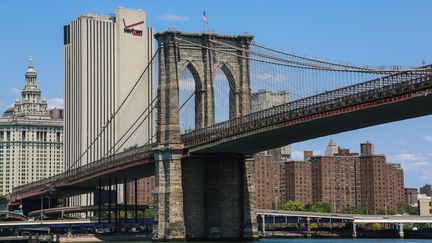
[202,11,207,33]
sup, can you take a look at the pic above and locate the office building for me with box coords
[0,57,63,195]
[64,7,155,206]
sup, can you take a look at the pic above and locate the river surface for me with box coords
[103,239,432,243]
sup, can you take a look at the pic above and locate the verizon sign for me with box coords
[123,18,144,36]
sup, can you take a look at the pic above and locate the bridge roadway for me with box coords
[10,68,432,204]
[11,145,154,203]
[28,205,148,218]
[183,69,432,153]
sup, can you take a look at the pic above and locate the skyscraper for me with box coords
[64,7,155,206]
[0,57,63,195]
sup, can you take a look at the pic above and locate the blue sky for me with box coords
[0,0,431,188]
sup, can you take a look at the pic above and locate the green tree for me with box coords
[371,223,381,230]
[310,222,319,230]
[311,202,331,213]
[396,202,419,215]
[286,223,298,229]
[352,208,369,215]
[278,200,305,211]
[403,224,413,231]
[144,208,155,219]
[376,209,387,215]
[342,208,352,214]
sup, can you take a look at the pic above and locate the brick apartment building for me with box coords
[420,184,432,196]
[283,160,312,205]
[357,142,404,214]
[254,140,405,214]
[404,188,419,206]
[127,177,155,206]
[311,146,360,212]
[254,153,274,209]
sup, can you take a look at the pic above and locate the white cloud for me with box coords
[253,72,290,83]
[389,152,431,172]
[11,87,20,95]
[157,14,189,22]
[422,135,432,142]
[290,149,322,161]
[419,171,431,181]
[291,150,304,160]
[393,153,427,162]
[179,78,195,91]
[47,98,64,109]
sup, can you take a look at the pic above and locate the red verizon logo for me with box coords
[123,18,144,36]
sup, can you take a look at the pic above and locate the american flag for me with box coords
[202,11,208,23]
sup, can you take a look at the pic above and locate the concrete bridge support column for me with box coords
[306,217,311,238]
[352,222,357,238]
[261,215,266,233]
[124,178,128,222]
[399,223,404,239]
[154,150,186,241]
[115,179,118,224]
[182,154,257,240]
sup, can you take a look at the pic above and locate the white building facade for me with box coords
[64,8,155,206]
[251,89,291,160]
[0,58,63,195]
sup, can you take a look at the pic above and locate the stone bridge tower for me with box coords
[153,31,257,240]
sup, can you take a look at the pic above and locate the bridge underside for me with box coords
[191,93,432,154]
[13,159,154,203]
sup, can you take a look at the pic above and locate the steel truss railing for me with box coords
[181,68,432,149]
[12,145,154,196]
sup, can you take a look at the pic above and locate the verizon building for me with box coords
[64,8,155,206]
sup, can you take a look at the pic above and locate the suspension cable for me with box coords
[103,96,158,158]
[210,39,375,72]
[179,91,195,111]
[175,37,421,74]
[208,38,432,73]
[63,48,159,173]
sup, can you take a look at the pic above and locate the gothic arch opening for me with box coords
[214,63,236,123]
[178,62,201,133]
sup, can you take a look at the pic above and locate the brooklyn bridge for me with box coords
[9,31,432,240]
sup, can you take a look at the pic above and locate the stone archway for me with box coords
[155,31,253,144]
